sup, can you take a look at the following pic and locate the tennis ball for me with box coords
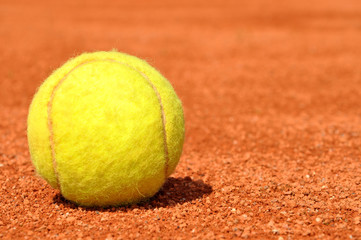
[27,51,185,207]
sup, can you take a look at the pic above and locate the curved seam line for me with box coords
[47,58,170,193]
[104,59,169,179]
[48,61,94,192]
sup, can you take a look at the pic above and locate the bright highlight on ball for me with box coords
[27,51,185,207]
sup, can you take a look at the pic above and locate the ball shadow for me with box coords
[52,176,212,211]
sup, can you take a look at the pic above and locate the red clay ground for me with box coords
[1,0,361,239]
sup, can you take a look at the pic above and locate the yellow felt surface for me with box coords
[27,51,185,206]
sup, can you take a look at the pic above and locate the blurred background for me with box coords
[1,0,360,155]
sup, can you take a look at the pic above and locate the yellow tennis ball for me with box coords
[27,51,185,207]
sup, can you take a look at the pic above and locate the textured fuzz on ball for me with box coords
[27,51,185,207]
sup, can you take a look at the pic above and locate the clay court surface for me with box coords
[1,0,361,239]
